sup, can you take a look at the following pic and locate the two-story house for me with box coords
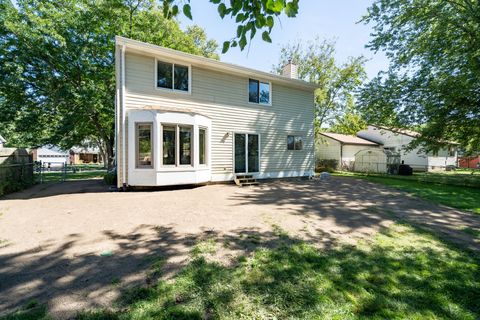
[115,37,317,188]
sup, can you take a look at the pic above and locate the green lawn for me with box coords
[334,172,480,214]
[37,169,106,182]
[9,223,478,320]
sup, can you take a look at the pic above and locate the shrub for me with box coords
[0,163,35,196]
[316,159,338,173]
[103,170,117,185]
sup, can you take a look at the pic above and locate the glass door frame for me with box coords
[233,132,260,174]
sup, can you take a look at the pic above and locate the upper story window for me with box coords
[249,79,270,105]
[156,60,189,92]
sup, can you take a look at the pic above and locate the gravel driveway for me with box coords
[0,177,479,318]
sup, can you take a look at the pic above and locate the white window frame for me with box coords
[248,78,272,106]
[135,122,154,169]
[154,58,192,95]
[178,125,194,166]
[160,123,194,168]
[198,126,208,166]
[233,132,261,174]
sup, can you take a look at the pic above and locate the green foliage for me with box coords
[359,0,480,153]
[315,159,338,173]
[328,109,367,135]
[73,224,480,319]
[103,170,117,185]
[0,163,35,197]
[0,0,218,165]
[162,0,299,52]
[274,38,367,133]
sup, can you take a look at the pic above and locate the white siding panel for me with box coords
[316,135,341,163]
[123,52,315,179]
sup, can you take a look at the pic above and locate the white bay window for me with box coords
[161,124,205,167]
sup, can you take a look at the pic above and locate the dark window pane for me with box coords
[287,135,295,150]
[249,79,259,103]
[179,126,192,165]
[259,82,270,104]
[137,124,152,167]
[174,64,189,91]
[199,128,206,165]
[163,126,176,165]
[248,134,259,172]
[157,61,172,89]
[294,136,303,150]
[235,133,246,173]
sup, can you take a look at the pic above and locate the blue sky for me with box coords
[179,1,389,79]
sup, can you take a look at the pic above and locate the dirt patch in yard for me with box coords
[0,177,479,318]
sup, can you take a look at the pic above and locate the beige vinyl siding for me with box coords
[316,135,341,163]
[123,52,314,177]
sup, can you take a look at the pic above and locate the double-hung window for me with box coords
[249,79,270,104]
[157,60,189,92]
[287,135,303,150]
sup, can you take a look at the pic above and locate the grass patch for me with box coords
[0,302,50,320]
[335,172,480,214]
[191,238,218,257]
[71,223,480,320]
[334,170,480,188]
[38,170,106,182]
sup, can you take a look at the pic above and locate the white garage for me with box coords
[316,132,383,171]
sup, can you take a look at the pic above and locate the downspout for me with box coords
[121,44,127,188]
[340,143,343,170]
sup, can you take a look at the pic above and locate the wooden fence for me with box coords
[0,148,35,196]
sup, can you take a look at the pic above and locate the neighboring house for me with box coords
[357,125,458,171]
[31,145,70,166]
[114,36,317,188]
[0,135,5,148]
[458,155,480,169]
[316,132,383,170]
[70,146,103,164]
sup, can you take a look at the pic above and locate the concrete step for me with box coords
[234,174,258,187]
[236,174,253,179]
[240,182,259,187]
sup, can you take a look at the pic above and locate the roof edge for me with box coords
[319,132,381,146]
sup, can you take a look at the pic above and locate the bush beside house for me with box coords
[0,148,35,196]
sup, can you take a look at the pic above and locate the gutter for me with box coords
[121,44,126,188]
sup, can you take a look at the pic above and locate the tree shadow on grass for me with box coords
[229,177,480,252]
[73,224,480,320]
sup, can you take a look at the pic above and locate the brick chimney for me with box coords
[282,59,298,79]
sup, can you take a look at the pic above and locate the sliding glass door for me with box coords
[234,133,259,173]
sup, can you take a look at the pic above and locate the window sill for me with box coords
[134,167,155,170]
[247,101,272,107]
[157,166,209,172]
[154,86,191,95]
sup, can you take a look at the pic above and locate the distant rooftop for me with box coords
[319,132,380,146]
[371,125,420,138]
